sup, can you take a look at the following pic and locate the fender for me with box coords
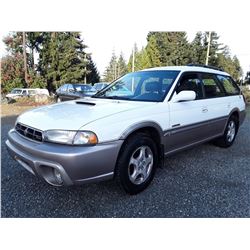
[119,121,165,144]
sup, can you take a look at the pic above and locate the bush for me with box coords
[241,86,250,104]
[13,95,55,106]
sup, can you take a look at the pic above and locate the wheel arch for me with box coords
[118,122,165,167]
[119,121,164,144]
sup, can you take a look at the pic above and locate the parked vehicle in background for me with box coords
[6,65,246,194]
[94,82,109,91]
[6,88,49,102]
[55,83,96,102]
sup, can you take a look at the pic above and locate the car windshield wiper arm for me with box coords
[92,95,130,100]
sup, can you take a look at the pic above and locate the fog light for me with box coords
[54,168,63,185]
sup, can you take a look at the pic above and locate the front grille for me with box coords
[15,123,43,142]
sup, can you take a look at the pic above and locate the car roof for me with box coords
[141,66,230,76]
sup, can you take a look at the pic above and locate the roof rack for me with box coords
[187,63,224,72]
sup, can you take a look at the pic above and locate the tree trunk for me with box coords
[22,32,29,87]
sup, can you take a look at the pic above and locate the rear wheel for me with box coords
[115,133,158,195]
[214,115,238,148]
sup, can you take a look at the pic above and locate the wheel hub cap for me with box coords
[128,146,154,185]
[227,120,236,142]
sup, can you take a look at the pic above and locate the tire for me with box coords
[214,115,239,148]
[115,133,158,195]
[57,97,62,103]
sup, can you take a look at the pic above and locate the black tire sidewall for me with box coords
[116,134,158,194]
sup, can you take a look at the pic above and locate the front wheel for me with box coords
[214,115,239,148]
[57,97,62,103]
[115,133,158,195]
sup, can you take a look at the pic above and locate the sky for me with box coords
[82,30,250,77]
[1,30,249,78]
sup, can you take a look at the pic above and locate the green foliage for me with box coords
[127,32,243,81]
[103,51,127,81]
[241,86,250,103]
[146,36,161,67]
[1,54,25,93]
[147,32,191,66]
[87,56,100,84]
[2,32,100,94]
[38,32,88,91]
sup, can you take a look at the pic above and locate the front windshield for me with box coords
[11,89,22,94]
[95,84,105,90]
[93,70,180,102]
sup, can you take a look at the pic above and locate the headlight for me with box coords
[44,130,98,145]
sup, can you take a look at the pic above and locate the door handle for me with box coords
[202,107,208,113]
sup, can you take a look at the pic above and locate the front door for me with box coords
[166,72,209,153]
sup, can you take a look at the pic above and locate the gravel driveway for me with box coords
[1,109,250,218]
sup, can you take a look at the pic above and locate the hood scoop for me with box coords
[75,101,96,106]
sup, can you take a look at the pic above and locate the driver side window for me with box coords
[176,73,203,100]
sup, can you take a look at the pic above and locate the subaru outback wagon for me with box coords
[6,65,246,194]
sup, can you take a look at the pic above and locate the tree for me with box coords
[1,54,25,93]
[147,32,191,66]
[190,32,206,64]
[38,32,88,92]
[86,56,100,83]
[145,35,161,67]
[117,53,128,77]
[203,31,225,66]
[103,51,118,82]
[22,32,29,87]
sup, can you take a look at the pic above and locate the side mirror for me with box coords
[172,90,196,102]
[69,89,75,93]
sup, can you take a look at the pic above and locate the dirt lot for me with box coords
[1,103,38,117]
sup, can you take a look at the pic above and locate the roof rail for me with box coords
[187,63,224,72]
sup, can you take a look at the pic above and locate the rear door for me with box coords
[200,73,228,136]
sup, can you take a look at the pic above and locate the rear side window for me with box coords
[201,74,225,98]
[216,75,240,95]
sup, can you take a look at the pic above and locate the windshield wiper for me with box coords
[92,95,130,100]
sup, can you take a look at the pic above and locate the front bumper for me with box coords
[6,129,123,186]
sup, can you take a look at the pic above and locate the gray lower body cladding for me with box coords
[6,129,123,186]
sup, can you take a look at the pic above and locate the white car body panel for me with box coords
[17,98,156,133]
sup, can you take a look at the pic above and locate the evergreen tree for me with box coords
[145,35,161,67]
[147,32,191,66]
[38,32,88,92]
[203,31,224,66]
[86,56,100,83]
[117,53,128,77]
[103,51,118,82]
[190,32,206,64]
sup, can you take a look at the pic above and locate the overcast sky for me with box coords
[1,30,249,78]
[0,0,249,78]
[82,30,250,76]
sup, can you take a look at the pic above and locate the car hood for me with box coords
[17,98,155,131]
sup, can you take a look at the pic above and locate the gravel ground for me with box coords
[1,109,250,218]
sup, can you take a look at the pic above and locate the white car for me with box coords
[6,65,246,194]
[6,88,49,102]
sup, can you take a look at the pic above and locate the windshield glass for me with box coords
[95,83,105,90]
[11,89,22,94]
[93,70,180,102]
[74,84,93,92]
